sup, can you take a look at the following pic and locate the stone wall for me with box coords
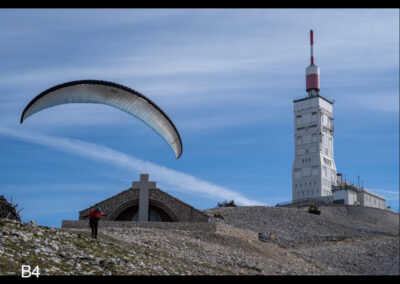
[61,220,259,242]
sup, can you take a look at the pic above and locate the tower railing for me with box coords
[293,94,335,103]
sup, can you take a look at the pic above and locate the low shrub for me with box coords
[217,200,237,208]
[213,213,224,219]
[308,204,321,215]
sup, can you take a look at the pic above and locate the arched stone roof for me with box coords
[79,187,208,223]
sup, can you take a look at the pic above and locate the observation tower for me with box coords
[292,30,337,202]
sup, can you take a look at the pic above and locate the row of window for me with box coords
[365,195,383,206]
[296,124,318,132]
[298,155,336,169]
[294,189,332,197]
[295,190,317,197]
[296,111,317,118]
[294,181,317,188]
[333,191,385,208]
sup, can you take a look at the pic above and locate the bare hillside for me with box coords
[205,205,399,275]
[0,205,398,276]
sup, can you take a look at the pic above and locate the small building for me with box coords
[76,174,208,223]
[332,183,358,205]
[332,176,386,209]
[357,188,386,210]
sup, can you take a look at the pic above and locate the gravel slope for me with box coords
[204,205,400,275]
[0,218,340,275]
[1,205,398,276]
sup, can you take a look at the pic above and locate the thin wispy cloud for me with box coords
[0,127,264,206]
[367,189,399,196]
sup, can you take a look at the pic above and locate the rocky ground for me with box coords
[205,206,400,275]
[0,205,399,276]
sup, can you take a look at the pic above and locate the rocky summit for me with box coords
[0,205,399,276]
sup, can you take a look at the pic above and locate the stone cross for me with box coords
[132,174,156,222]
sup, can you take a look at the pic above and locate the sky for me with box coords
[0,9,398,227]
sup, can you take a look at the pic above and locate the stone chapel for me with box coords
[74,174,208,223]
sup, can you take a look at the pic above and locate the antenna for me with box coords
[306,29,320,94]
[310,29,314,65]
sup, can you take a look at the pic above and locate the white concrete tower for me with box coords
[292,30,337,202]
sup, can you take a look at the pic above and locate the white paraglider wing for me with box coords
[20,80,182,159]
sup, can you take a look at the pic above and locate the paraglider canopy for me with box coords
[20,80,182,159]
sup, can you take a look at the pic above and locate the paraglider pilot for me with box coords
[86,207,106,239]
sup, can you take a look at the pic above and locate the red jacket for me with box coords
[88,209,104,219]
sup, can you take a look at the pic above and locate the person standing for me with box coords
[87,207,105,239]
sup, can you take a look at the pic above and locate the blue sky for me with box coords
[0,9,398,227]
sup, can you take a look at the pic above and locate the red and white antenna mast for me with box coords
[306,29,320,96]
[310,29,314,65]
